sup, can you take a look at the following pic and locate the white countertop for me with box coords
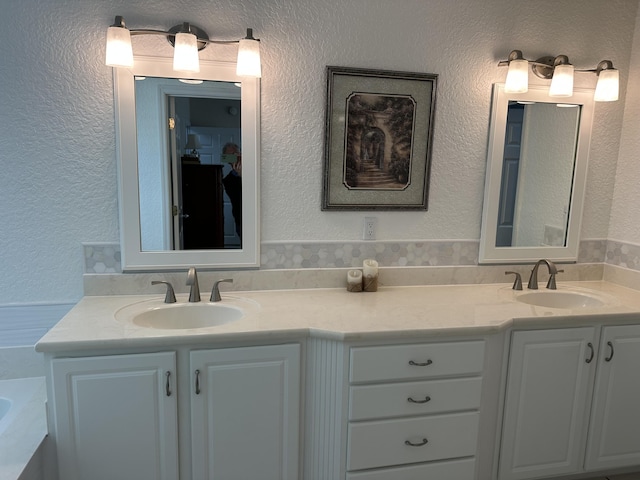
[36,281,640,353]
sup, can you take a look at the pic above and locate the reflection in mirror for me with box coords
[479,84,594,264]
[115,56,260,270]
[496,102,580,248]
[134,78,242,251]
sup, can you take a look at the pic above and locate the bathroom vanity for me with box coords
[36,281,640,480]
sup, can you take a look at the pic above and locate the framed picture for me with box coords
[322,66,437,210]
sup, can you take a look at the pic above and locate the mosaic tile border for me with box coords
[82,238,626,274]
[260,241,479,269]
[606,240,640,271]
[83,243,122,274]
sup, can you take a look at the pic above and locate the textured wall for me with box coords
[610,8,640,242]
[0,0,637,304]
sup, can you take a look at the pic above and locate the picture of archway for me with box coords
[343,93,416,190]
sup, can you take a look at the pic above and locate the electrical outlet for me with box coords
[363,217,377,240]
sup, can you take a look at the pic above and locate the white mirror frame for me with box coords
[479,84,594,264]
[114,56,260,270]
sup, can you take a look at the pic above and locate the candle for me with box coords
[363,259,378,277]
[346,269,363,292]
[363,259,379,292]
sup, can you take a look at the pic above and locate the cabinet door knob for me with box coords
[586,342,594,364]
[405,438,428,447]
[407,396,431,404]
[605,341,614,362]
[408,359,433,367]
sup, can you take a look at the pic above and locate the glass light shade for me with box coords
[504,59,529,93]
[236,38,261,77]
[549,64,574,97]
[173,32,200,73]
[105,26,134,68]
[594,69,619,102]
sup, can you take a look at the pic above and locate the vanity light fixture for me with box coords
[105,16,261,77]
[499,50,619,101]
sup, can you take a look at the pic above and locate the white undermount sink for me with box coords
[116,299,250,329]
[515,290,605,309]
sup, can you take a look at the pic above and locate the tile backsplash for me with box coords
[83,239,618,274]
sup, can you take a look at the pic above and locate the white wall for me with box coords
[610,6,640,243]
[0,0,637,304]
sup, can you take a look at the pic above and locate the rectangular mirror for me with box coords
[114,56,260,270]
[479,84,595,264]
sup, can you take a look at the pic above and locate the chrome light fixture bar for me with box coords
[105,16,261,77]
[499,50,618,102]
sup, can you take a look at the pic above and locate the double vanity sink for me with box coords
[107,282,618,333]
[35,275,640,480]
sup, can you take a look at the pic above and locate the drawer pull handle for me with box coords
[165,371,172,397]
[408,359,433,367]
[408,396,431,404]
[195,369,201,395]
[586,342,594,364]
[405,438,428,447]
[605,341,614,362]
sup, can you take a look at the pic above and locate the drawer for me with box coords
[346,457,476,480]
[350,341,485,383]
[349,377,482,421]
[347,411,479,471]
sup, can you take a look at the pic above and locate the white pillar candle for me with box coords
[346,269,363,292]
[363,259,378,277]
[363,259,379,292]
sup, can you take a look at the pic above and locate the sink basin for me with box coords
[116,301,246,329]
[516,291,605,309]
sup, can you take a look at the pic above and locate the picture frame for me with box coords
[322,66,437,210]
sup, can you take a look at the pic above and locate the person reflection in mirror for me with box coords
[221,142,242,239]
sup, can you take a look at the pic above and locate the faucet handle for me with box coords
[546,269,564,290]
[210,278,233,302]
[151,281,177,303]
[505,271,523,291]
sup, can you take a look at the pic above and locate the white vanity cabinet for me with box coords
[585,324,640,471]
[499,323,640,480]
[345,341,485,479]
[50,352,179,480]
[48,343,301,480]
[190,344,300,480]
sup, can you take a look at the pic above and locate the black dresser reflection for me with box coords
[180,159,224,249]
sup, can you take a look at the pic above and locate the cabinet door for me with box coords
[51,352,178,480]
[586,324,640,471]
[499,327,597,480]
[191,344,300,480]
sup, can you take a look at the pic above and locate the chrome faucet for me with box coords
[186,267,201,302]
[210,278,233,302]
[527,259,558,290]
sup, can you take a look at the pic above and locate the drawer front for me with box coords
[347,412,479,471]
[346,457,476,480]
[350,341,485,383]
[349,377,482,421]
